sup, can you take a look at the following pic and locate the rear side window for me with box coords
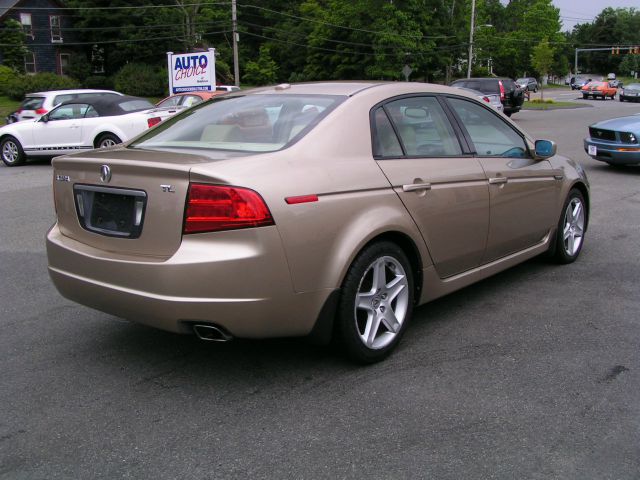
[20,96,45,110]
[373,96,462,157]
[451,80,498,95]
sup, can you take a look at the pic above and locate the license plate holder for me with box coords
[73,184,147,238]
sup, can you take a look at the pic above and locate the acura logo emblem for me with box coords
[100,165,112,183]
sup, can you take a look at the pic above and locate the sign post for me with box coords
[167,48,216,95]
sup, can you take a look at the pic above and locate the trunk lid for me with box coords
[52,147,216,257]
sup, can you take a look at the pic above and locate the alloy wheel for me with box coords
[562,197,585,257]
[354,256,409,350]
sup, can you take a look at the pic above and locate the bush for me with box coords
[83,75,115,90]
[0,65,17,96]
[3,72,79,100]
[114,63,166,97]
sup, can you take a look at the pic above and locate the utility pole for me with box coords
[232,0,239,87]
[467,0,476,79]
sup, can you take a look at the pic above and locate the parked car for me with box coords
[215,85,241,92]
[581,81,617,100]
[584,115,640,166]
[14,89,123,122]
[450,77,524,116]
[46,82,589,363]
[155,91,224,110]
[451,86,503,113]
[619,83,640,102]
[0,95,173,166]
[570,77,588,90]
[516,77,538,92]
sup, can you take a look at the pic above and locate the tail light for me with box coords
[498,80,505,101]
[147,117,162,128]
[35,108,48,115]
[183,184,274,234]
[482,96,490,103]
[16,109,22,114]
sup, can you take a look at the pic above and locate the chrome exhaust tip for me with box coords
[193,324,233,342]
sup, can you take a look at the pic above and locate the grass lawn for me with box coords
[522,100,590,110]
[0,96,20,125]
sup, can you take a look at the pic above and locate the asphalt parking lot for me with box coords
[1,90,639,479]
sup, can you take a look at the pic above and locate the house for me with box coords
[0,0,75,74]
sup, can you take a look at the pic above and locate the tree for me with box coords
[243,45,278,85]
[0,19,29,73]
[618,53,640,77]
[531,38,554,99]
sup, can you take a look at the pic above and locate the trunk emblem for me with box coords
[100,165,112,183]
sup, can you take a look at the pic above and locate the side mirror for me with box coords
[40,114,49,123]
[534,139,556,159]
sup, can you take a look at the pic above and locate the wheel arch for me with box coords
[570,181,590,229]
[93,131,122,148]
[307,229,425,346]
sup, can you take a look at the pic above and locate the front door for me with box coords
[446,97,561,263]
[30,103,87,153]
[372,96,490,278]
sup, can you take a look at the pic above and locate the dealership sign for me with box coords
[167,48,216,94]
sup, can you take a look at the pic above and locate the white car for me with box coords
[215,85,241,92]
[452,86,504,113]
[15,89,123,122]
[0,95,173,167]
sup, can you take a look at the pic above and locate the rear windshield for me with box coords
[20,96,45,110]
[119,99,154,111]
[450,79,499,94]
[129,94,345,153]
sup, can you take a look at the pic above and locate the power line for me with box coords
[6,2,230,10]
[0,20,230,33]
[238,3,457,40]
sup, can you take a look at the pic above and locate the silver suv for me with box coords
[15,89,123,122]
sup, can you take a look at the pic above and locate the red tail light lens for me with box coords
[498,80,505,101]
[35,108,48,114]
[482,96,490,103]
[16,109,22,114]
[184,184,274,234]
[147,117,162,128]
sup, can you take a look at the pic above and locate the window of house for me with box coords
[20,13,33,38]
[24,52,36,74]
[58,53,71,75]
[50,16,63,43]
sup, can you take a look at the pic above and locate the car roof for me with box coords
[26,89,119,97]
[58,95,152,116]
[241,81,467,98]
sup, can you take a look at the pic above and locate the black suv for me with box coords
[450,78,525,117]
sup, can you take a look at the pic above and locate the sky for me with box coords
[553,0,639,31]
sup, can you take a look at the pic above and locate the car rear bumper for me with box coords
[46,223,331,338]
[584,138,640,165]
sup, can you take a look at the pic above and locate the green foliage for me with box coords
[114,63,167,97]
[618,54,640,77]
[66,55,93,83]
[0,19,29,73]
[0,65,17,95]
[243,45,278,86]
[4,73,80,100]
[84,76,115,89]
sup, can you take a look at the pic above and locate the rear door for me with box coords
[446,96,561,263]
[373,95,489,278]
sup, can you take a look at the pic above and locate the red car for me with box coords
[155,91,226,109]
[581,81,616,100]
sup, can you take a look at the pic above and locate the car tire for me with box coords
[582,94,588,99]
[1,136,26,167]
[552,189,586,264]
[96,133,122,149]
[335,241,414,363]
[533,87,538,93]
[505,111,512,117]
[619,97,624,102]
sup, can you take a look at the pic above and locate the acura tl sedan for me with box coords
[46,82,589,363]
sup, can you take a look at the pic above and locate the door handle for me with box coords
[402,182,432,192]
[488,177,508,185]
